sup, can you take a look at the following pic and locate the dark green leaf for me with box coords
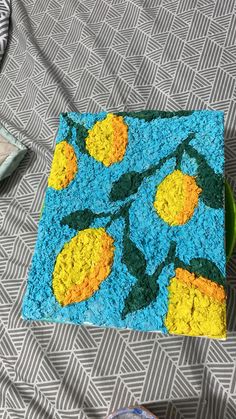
[116,110,193,122]
[110,133,196,202]
[122,231,157,318]
[110,171,144,201]
[185,144,224,209]
[75,123,89,154]
[197,169,224,209]
[63,115,89,155]
[122,235,147,279]
[187,258,225,286]
[152,241,177,277]
[61,209,95,231]
[175,256,225,286]
[174,257,188,270]
[166,241,177,263]
[121,274,158,319]
[121,241,178,318]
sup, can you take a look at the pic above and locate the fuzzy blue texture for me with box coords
[22,110,225,332]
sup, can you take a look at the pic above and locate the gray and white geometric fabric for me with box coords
[0,0,10,61]
[0,1,236,419]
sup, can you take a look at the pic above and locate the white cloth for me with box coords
[0,0,10,61]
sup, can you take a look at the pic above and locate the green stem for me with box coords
[63,114,77,129]
[65,112,195,178]
[184,143,203,165]
[121,240,177,319]
[63,115,89,154]
[140,132,195,179]
[66,116,195,203]
[184,143,224,209]
[174,256,186,269]
[175,143,186,170]
[63,114,92,135]
[143,241,176,303]
[65,126,73,142]
[104,200,133,229]
[151,240,177,280]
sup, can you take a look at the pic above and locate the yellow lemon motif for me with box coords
[48,141,77,190]
[52,228,114,306]
[154,170,202,226]
[165,268,226,338]
[85,113,128,166]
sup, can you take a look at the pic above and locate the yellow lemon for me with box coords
[165,268,226,338]
[52,228,114,306]
[48,141,77,190]
[85,113,128,166]
[154,170,202,226]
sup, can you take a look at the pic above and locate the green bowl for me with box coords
[226,181,236,261]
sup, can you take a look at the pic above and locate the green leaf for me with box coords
[116,110,193,121]
[121,229,151,318]
[122,235,147,279]
[185,144,224,209]
[121,275,158,319]
[75,123,89,154]
[63,115,89,155]
[174,257,187,270]
[110,133,196,202]
[197,166,224,209]
[187,258,225,286]
[175,256,225,286]
[61,209,95,231]
[152,241,177,278]
[122,240,177,318]
[110,171,144,201]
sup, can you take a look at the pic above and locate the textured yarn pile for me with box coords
[23,110,226,339]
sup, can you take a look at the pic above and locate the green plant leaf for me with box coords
[185,144,224,209]
[110,171,145,201]
[174,257,187,270]
[116,110,193,121]
[122,235,147,279]
[175,256,225,286]
[110,133,196,202]
[75,123,89,154]
[61,209,95,231]
[121,275,158,319]
[197,166,224,209]
[121,241,177,319]
[121,227,151,318]
[187,258,225,286]
[63,115,89,155]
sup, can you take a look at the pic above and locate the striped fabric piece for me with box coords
[0,1,236,419]
[0,0,10,60]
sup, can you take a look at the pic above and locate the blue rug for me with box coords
[22,110,226,338]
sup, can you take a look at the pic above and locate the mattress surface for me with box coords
[0,1,236,418]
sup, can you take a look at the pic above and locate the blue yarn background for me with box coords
[22,110,225,333]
